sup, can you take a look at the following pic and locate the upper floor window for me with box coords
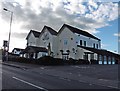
[64,40,68,45]
[80,40,82,46]
[96,44,98,49]
[93,43,95,48]
[84,41,86,47]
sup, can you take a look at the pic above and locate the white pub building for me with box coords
[19,24,120,64]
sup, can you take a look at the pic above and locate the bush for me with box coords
[90,59,98,64]
[36,56,64,65]
[8,54,91,65]
[78,59,90,64]
[8,55,36,64]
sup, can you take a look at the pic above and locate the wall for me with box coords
[76,47,98,61]
[0,49,2,60]
[57,27,77,59]
[27,33,38,47]
[75,33,101,49]
[37,52,48,59]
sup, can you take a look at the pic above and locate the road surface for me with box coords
[2,62,120,90]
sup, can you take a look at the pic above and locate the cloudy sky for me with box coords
[0,0,119,53]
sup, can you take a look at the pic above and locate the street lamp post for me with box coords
[3,8,13,61]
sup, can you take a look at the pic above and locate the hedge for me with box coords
[7,55,91,65]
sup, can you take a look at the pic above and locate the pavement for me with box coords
[1,61,120,90]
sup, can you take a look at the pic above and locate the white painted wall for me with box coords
[39,28,53,48]
[38,28,58,58]
[27,33,39,47]
[75,33,101,49]
[76,47,98,61]
[26,26,101,60]
[56,27,99,60]
[0,50,2,60]
[52,36,59,57]
[57,27,77,59]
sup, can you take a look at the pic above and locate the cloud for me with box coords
[114,33,120,37]
[1,1,118,35]
[12,32,27,39]
[101,43,109,48]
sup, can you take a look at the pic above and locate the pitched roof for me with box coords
[77,45,120,58]
[12,48,24,52]
[58,24,100,41]
[22,46,47,53]
[26,30,41,39]
[43,26,57,35]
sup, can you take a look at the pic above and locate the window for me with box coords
[96,44,98,49]
[84,41,86,47]
[99,61,102,64]
[99,55,102,64]
[90,54,94,60]
[93,43,95,48]
[112,57,115,64]
[84,53,88,60]
[71,38,73,40]
[80,40,82,46]
[104,56,107,64]
[64,40,68,45]
[108,61,111,64]
[108,57,111,65]
[104,61,107,64]
[42,52,46,56]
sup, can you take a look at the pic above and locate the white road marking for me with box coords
[12,76,48,91]
[99,79,108,81]
[59,77,71,81]
[41,67,45,69]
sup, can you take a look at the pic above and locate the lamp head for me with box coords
[3,8,8,11]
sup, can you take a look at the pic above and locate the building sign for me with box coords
[3,40,8,47]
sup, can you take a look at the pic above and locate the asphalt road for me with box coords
[2,62,120,91]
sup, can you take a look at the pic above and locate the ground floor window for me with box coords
[108,61,111,64]
[104,61,107,64]
[62,55,69,60]
[112,57,115,64]
[112,61,115,64]
[99,61,102,64]
[42,52,47,57]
